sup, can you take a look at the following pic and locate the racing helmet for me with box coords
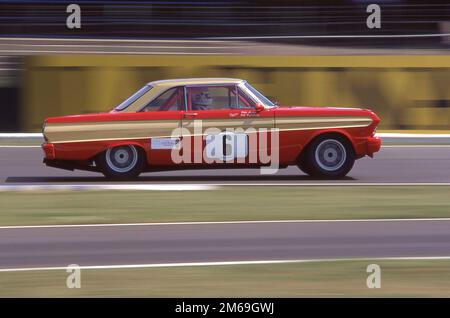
[192,87,213,109]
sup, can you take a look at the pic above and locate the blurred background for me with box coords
[0,0,448,131]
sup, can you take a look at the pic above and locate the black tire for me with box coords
[96,145,145,180]
[299,134,355,178]
[297,155,314,176]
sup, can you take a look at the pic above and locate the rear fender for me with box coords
[94,140,148,159]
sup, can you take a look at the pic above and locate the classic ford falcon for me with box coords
[42,78,381,179]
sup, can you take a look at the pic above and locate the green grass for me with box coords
[1,259,450,297]
[0,186,449,226]
[1,187,450,297]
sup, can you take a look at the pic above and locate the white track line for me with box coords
[0,184,217,192]
[1,183,450,192]
[0,145,41,148]
[2,256,450,272]
[1,217,449,230]
[0,133,42,137]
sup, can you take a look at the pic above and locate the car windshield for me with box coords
[114,85,153,111]
[244,82,275,107]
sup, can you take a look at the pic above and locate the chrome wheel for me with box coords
[314,139,346,171]
[105,145,139,173]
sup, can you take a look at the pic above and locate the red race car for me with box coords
[42,78,381,179]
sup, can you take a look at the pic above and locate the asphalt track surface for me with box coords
[1,146,450,184]
[1,146,450,269]
[1,220,450,269]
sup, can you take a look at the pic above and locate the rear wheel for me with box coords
[96,145,144,179]
[299,135,355,178]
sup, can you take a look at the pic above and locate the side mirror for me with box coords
[255,103,265,112]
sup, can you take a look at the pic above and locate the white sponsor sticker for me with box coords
[205,132,248,160]
[151,138,181,150]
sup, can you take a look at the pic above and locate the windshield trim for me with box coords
[114,85,153,111]
[243,82,275,107]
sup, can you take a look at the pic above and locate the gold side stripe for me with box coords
[46,119,179,127]
[50,124,372,144]
[45,120,180,143]
[45,116,373,143]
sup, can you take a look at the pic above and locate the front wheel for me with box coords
[96,145,145,180]
[299,135,355,178]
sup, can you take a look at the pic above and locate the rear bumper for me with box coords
[42,142,55,159]
[42,143,99,172]
[43,158,75,171]
[43,158,99,172]
[366,136,382,156]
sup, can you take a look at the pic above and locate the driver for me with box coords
[191,87,213,110]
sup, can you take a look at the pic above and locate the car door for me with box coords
[138,86,184,166]
[181,84,275,165]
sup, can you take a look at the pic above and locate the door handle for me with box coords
[183,112,198,118]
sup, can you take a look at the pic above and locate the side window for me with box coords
[189,85,238,110]
[142,87,184,112]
